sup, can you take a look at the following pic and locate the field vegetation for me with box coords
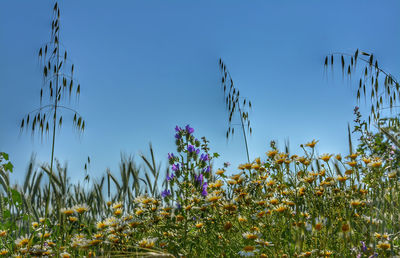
[1,2,400,258]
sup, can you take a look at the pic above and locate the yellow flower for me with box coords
[346,161,357,167]
[298,187,306,196]
[239,245,258,256]
[351,200,361,208]
[337,176,348,182]
[341,223,350,232]
[362,157,371,164]
[74,204,89,214]
[359,189,368,195]
[61,208,75,215]
[314,223,323,231]
[377,241,390,250]
[243,232,258,240]
[303,175,315,184]
[31,222,39,229]
[112,202,123,210]
[243,245,255,251]
[139,238,156,248]
[0,230,6,237]
[345,169,353,175]
[388,171,397,179]
[269,198,279,205]
[239,163,252,170]
[207,193,222,203]
[369,160,382,168]
[320,250,333,256]
[174,214,183,222]
[135,209,144,216]
[38,231,51,239]
[216,169,225,175]
[266,150,278,158]
[238,215,247,223]
[195,223,203,228]
[114,208,123,216]
[275,205,287,213]
[0,249,9,255]
[68,216,78,222]
[60,252,71,258]
[348,153,359,160]
[223,203,237,212]
[320,154,332,162]
[335,154,342,161]
[305,139,318,148]
[15,235,30,247]
[89,239,102,246]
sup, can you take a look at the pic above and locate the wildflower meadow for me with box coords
[1,1,400,258]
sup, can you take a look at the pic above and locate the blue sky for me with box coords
[1,0,399,185]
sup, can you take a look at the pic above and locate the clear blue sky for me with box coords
[1,1,399,185]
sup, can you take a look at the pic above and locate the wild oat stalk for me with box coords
[218,58,253,163]
[19,1,85,245]
[325,50,400,150]
[324,50,400,125]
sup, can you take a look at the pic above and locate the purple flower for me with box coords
[167,173,175,181]
[361,241,367,252]
[176,203,181,209]
[175,126,182,132]
[187,145,195,153]
[200,154,209,162]
[354,106,359,112]
[168,153,175,160]
[196,148,200,155]
[171,163,180,172]
[175,133,181,140]
[201,182,208,196]
[161,189,171,198]
[185,125,194,134]
[195,173,203,184]
[203,165,211,173]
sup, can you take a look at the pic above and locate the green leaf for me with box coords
[213,153,220,158]
[4,162,13,173]
[1,153,9,161]
[11,189,22,205]
[3,209,10,220]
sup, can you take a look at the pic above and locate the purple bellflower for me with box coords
[185,125,194,134]
[200,154,209,162]
[171,163,180,172]
[166,173,175,181]
[195,173,203,184]
[187,145,195,153]
[161,189,171,198]
[201,182,208,196]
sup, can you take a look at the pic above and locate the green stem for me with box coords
[237,102,250,163]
